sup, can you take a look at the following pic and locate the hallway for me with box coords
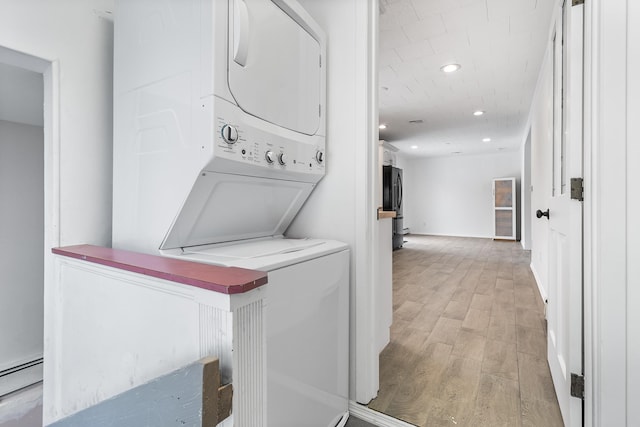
[367,235,564,426]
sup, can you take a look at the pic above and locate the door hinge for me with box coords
[572,0,584,5]
[571,373,585,399]
[571,177,584,201]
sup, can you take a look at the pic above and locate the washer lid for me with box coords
[160,171,314,250]
[228,0,324,136]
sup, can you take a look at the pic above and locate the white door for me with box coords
[545,2,583,426]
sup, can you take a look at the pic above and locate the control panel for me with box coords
[213,108,325,177]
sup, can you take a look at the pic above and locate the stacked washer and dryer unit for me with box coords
[112,0,349,426]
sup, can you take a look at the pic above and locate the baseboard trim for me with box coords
[0,359,43,398]
[348,401,415,427]
[529,262,548,309]
[404,232,493,239]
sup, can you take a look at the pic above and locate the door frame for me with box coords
[0,46,60,397]
[521,130,532,250]
[583,0,640,424]
[352,0,381,405]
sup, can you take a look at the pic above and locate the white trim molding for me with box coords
[349,401,415,427]
[584,0,640,425]
[529,261,548,306]
[353,0,381,404]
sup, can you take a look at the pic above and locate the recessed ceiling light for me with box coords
[411,145,418,149]
[440,63,461,73]
[379,124,387,130]
[473,110,485,116]
[482,137,491,142]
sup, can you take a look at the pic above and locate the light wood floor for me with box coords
[367,235,564,427]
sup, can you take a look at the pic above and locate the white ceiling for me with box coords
[378,0,556,157]
[0,62,44,127]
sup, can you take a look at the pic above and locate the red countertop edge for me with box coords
[51,245,268,295]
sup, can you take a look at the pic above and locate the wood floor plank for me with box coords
[514,287,538,308]
[496,277,515,290]
[476,271,497,295]
[410,306,441,333]
[382,342,453,425]
[451,288,475,305]
[461,308,491,336]
[470,293,493,311]
[518,351,559,403]
[515,307,546,330]
[482,339,518,381]
[427,317,462,345]
[521,397,565,427]
[516,325,547,359]
[398,284,435,306]
[424,357,482,426]
[472,374,522,427]
[487,313,517,343]
[494,288,515,305]
[451,330,486,361]
[371,327,432,412]
[442,300,469,321]
[395,300,424,321]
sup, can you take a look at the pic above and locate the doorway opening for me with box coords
[0,45,54,427]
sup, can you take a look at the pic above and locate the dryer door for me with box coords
[227,0,323,136]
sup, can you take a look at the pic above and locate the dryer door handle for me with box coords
[233,0,250,66]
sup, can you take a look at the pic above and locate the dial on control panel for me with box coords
[221,124,238,144]
[265,150,275,164]
[278,153,287,165]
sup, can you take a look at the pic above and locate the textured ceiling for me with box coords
[378,0,556,157]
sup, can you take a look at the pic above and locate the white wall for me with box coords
[0,63,43,127]
[394,151,409,172]
[528,44,553,301]
[402,151,520,239]
[0,120,44,371]
[286,0,376,403]
[0,0,114,248]
[286,0,359,244]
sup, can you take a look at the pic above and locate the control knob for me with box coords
[315,150,324,164]
[278,152,287,165]
[265,150,275,164]
[221,124,238,144]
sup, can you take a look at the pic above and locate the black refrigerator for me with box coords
[383,165,403,250]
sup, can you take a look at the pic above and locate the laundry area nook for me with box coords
[42,0,349,426]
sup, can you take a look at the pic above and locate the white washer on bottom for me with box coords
[171,237,350,427]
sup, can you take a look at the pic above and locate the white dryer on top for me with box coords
[113,0,327,254]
